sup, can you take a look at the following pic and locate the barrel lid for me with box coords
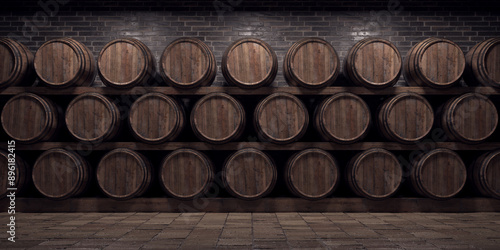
[98,39,148,86]
[35,38,82,86]
[0,41,16,84]
[1,93,52,143]
[33,148,84,199]
[353,39,401,86]
[161,38,211,86]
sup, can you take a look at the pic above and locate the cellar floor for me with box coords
[1,212,499,249]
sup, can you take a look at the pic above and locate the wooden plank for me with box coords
[6,142,500,151]
[2,198,499,212]
[1,86,500,96]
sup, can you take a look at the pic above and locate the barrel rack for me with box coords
[2,85,500,212]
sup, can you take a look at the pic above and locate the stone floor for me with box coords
[1,212,499,249]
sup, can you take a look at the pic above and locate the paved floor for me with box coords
[1,212,499,249]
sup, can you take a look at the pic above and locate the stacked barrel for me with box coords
[1,36,499,204]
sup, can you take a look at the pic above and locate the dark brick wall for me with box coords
[1,0,500,86]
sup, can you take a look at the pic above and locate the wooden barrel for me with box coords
[191,93,245,144]
[285,148,340,200]
[469,150,500,199]
[223,148,277,200]
[160,37,216,88]
[344,38,402,88]
[65,93,121,143]
[160,149,214,199]
[377,93,434,143]
[464,38,500,88]
[1,93,59,144]
[314,92,371,144]
[97,148,152,200]
[129,93,185,144]
[222,38,278,88]
[32,148,90,200]
[283,37,340,88]
[410,148,467,200]
[0,38,35,88]
[440,93,498,144]
[34,38,96,88]
[403,38,465,88]
[0,150,29,199]
[98,38,156,88]
[346,148,402,200]
[254,93,309,144]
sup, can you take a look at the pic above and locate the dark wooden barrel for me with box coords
[97,148,152,200]
[440,93,498,144]
[283,38,340,88]
[410,148,467,200]
[285,148,340,200]
[129,93,185,144]
[469,150,500,199]
[377,93,434,143]
[34,38,96,88]
[1,93,59,144]
[0,38,35,88]
[314,92,371,144]
[98,38,156,88]
[65,93,121,143]
[32,148,90,200]
[160,37,216,89]
[464,38,500,88]
[346,148,402,200]
[0,150,30,199]
[254,93,309,144]
[223,148,277,200]
[404,38,465,88]
[191,93,245,144]
[160,149,214,199]
[344,38,402,88]
[222,38,278,88]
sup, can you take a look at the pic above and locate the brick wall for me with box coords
[1,0,499,86]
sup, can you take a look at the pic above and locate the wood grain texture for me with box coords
[160,148,213,199]
[160,37,216,89]
[346,148,402,200]
[0,150,29,199]
[285,148,339,200]
[222,38,278,88]
[10,142,500,151]
[404,37,465,88]
[254,92,309,144]
[470,150,500,199]
[314,92,371,144]
[1,86,500,96]
[34,38,96,88]
[0,38,35,88]
[377,93,434,143]
[65,92,121,142]
[464,37,500,87]
[284,38,340,88]
[223,148,277,200]
[1,93,59,143]
[97,148,152,200]
[441,93,498,144]
[129,93,185,144]
[191,92,245,144]
[344,38,401,88]
[98,38,156,88]
[410,148,467,200]
[32,148,90,200]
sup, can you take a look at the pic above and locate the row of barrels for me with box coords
[2,147,499,200]
[1,37,499,89]
[1,91,497,145]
